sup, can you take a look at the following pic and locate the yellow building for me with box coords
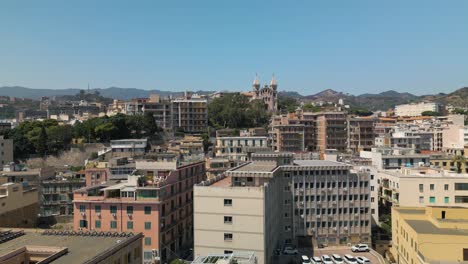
[391,206,468,264]
[0,182,38,228]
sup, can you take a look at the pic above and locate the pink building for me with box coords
[73,160,206,264]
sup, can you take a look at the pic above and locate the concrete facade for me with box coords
[0,182,38,228]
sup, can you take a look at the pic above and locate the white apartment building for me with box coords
[378,167,468,208]
[394,102,441,117]
[215,136,269,162]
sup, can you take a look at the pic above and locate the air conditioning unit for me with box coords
[128,213,133,218]
[96,213,101,217]
[343,188,348,192]
[328,215,333,219]
[152,249,159,257]
[333,227,337,232]
[317,215,322,219]
[112,213,116,218]
[344,227,348,231]
[300,202,304,206]
[354,213,359,218]
[81,212,86,216]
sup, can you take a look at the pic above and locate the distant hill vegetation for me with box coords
[1,85,468,111]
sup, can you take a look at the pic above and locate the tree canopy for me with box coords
[208,94,271,129]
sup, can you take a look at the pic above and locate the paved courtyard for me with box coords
[274,246,385,264]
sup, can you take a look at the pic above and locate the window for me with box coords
[95,205,101,213]
[110,221,117,229]
[95,220,101,228]
[224,216,232,224]
[79,220,87,228]
[444,184,449,191]
[143,252,152,260]
[430,184,435,191]
[455,183,468,191]
[224,199,232,206]
[444,197,449,204]
[127,206,133,214]
[419,184,424,192]
[144,237,151,246]
[224,233,233,241]
[145,222,151,230]
[144,206,151,215]
[110,205,117,214]
[455,196,468,203]
[419,196,424,204]
[371,186,374,191]
[127,221,133,229]
[224,250,233,254]
[429,197,436,203]
[79,205,86,212]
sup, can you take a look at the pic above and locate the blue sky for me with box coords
[1,0,467,95]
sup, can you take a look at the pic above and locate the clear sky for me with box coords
[1,0,467,95]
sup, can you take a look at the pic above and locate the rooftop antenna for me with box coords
[87,83,90,92]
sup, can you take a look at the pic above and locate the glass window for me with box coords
[224,233,233,241]
[95,220,101,228]
[224,199,232,206]
[79,220,87,228]
[110,221,117,229]
[127,221,133,229]
[419,196,424,204]
[454,183,468,191]
[144,206,151,215]
[144,237,151,246]
[224,216,233,224]
[94,205,101,213]
[79,205,86,212]
[110,206,117,214]
[127,206,133,214]
[419,184,424,192]
[430,184,435,191]
[444,197,449,204]
[429,197,436,203]
[455,196,468,203]
[145,222,151,230]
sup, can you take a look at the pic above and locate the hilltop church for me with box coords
[243,74,278,112]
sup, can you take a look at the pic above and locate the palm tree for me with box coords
[452,155,466,173]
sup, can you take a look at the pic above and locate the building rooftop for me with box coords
[292,160,350,167]
[210,176,232,187]
[406,220,468,236]
[191,251,256,264]
[233,162,278,172]
[0,230,142,264]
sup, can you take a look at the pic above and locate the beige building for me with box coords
[0,136,13,168]
[0,182,38,228]
[172,93,208,134]
[215,136,269,162]
[391,206,468,264]
[194,153,371,264]
[394,102,441,117]
[378,167,468,208]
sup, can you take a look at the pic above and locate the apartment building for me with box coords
[394,102,441,117]
[0,182,38,227]
[377,167,468,208]
[270,111,347,153]
[41,176,85,220]
[360,148,430,170]
[110,138,149,157]
[215,136,269,162]
[347,117,376,154]
[73,160,206,264]
[172,93,208,134]
[391,206,468,264]
[194,153,371,264]
[141,94,172,129]
[0,136,13,167]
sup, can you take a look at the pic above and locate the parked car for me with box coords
[311,256,323,264]
[343,254,358,264]
[283,246,299,255]
[302,255,312,264]
[356,256,370,264]
[321,255,334,264]
[351,244,370,252]
[332,254,344,264]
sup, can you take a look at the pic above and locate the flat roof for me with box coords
[293,160,350,167]
[232,162,277,172]
[0,231,141,264]
[210,176,232,187]
[394,207,425,215]
[406,220,468,236]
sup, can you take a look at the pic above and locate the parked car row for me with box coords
[302,254,370,264]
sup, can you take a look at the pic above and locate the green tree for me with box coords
[302,103,321,112]
[421,111,441,116]
[277,96,299,113]
[36,125,48,156]
[95,122,117,142]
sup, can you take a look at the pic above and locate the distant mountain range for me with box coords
[0,86,214,100]
[1,86,467,111]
